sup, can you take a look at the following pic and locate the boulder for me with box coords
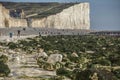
[71,52,79,57]
[86,50,95,54]
[47,54,63,64]
[38,52,48,58]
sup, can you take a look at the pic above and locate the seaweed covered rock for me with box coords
[56,68,72,77]
[37,56,63,70]
[73,68,118,80]
[47,54,63,64]
[7,42,18,49]
[0,55,10,77]
[112,69,120,79]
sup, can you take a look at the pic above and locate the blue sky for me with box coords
[0,0,120,30]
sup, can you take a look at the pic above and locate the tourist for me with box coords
[9,32,13,38]
[23,28,26,31]
[0,32,2,36]
[17,30,21,37]
[39,32,41,36]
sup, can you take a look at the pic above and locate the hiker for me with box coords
[39,32,41,36]
[0,32,2,36]
[17,30,21,37]
[23,28,26,31]
[9,32,13,38]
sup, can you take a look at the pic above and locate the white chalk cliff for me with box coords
[31,3,90,29]
[0,4,27,28]
[0,3,90,29]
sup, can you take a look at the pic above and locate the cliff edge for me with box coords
[31,3,90,29]
[0,3,27,28]
[0,2,90,29]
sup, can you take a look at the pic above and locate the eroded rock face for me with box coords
[8,18,27,27]
[47,54,63,64]
[0,4,27,28]
[0,4,6,27]
[0,3,90,29]
[32,3,90,29]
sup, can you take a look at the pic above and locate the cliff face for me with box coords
[0,4,5,27]
[31,3,90,29]
[0,2,90,29]
[0,4,27,28]
[9,18,27,27]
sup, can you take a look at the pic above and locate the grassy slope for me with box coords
[0,2,78,18]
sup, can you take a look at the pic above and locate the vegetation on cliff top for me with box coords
[0,2,78,18]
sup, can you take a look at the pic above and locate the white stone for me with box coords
[71,52,79,57]
[8,50,16,54]
[47,54,63,64]
[86,50,95,54]
[38,52,48,58]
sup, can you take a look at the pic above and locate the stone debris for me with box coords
[71,52,79,57]
[47,54,63,64]
[37,48,48,58]
[86,50,95,54]
[0,47,56,79]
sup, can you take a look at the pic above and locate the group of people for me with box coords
[9,30,21,38]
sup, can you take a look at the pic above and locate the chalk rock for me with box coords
[0,4,27,27]
[86,50,95,54]
[38,52,48,58]
[71,52,79,57]
[47,54,63,64]
[31,3,90,29]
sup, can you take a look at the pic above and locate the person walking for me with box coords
[39,32,41,37]
[9,32,13,38]
[0,32,2,36]
[17,30,21,37]
[8,32,14,41]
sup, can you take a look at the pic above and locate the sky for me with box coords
[0,0,120,30]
